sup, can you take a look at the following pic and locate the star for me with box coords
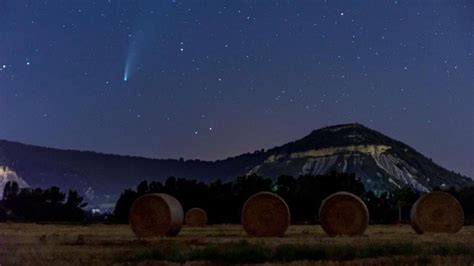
[0,0,471,179]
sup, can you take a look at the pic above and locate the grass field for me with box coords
[0,223,473,265]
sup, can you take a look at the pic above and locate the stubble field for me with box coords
[0,223,473,265]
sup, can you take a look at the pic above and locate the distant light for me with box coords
[2,65,6,69]
[340,12,344,16]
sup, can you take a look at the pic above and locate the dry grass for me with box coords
[0,223,473,265]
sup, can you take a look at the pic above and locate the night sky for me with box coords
[0,1,473,177]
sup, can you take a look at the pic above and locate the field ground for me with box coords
[0,223,473,265]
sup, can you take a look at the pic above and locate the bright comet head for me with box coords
[123,65,129,82]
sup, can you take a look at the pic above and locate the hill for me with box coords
[0,123,470,209]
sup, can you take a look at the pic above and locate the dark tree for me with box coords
[0,182,86,222]
[113,189,138,223]
[393,187,419,222]
[43,186,65,204]
[112,174,474,225]
[136,181,149,195]
[458,186,474,224]
[66,190,87,208]
[3,181,19,200]
[232,174,272,201]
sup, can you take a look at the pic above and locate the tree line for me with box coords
[113,172,474,225]
[2,172,473,224]
[0,182,87,222]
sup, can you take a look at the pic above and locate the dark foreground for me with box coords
[0,224,473,265]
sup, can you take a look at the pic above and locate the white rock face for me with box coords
[84,187,95,201]
[265,145,391,163]
[248,145,431,193]
[373,153,429,192]
[0,166,29,199]
[300,156,338,175]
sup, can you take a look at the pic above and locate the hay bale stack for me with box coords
[185,208,208,227]
[319,192,369,236]
[241,191,290,237]
[410,191,464,234]
[129,193,183,238]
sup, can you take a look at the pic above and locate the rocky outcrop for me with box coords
[0,166,29,198]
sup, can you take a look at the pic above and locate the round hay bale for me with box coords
[129,193,183,238]
[241,191,290,237]
[319,192,369,236]
[185,208,208,227]
[410,191,464,234]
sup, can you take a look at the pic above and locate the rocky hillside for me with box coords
[0,123,470,209]
[249,124,471,194]
[0,166,29,199]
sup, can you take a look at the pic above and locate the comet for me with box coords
[122,2,157,83]
[123,43,137,82]
[123,59,130,82]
